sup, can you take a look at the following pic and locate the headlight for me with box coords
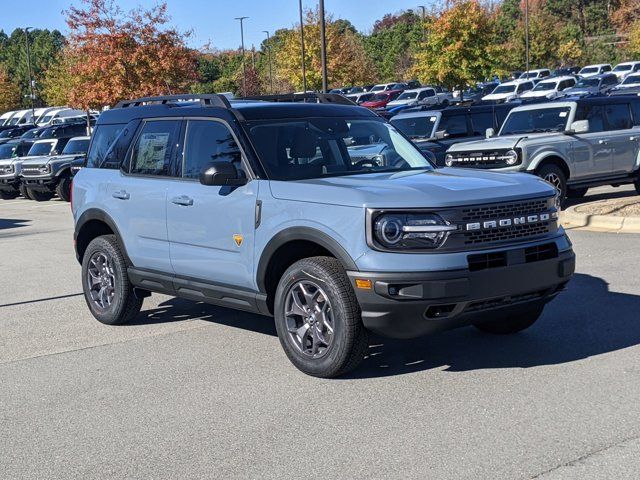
[6,165,14,173]
[504,149,519,165]
[372,212,457,250]
[39,164,51,173]
[444,154,454,167]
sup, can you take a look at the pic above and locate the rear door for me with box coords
[108,119,182,273]
[166,118,259,290]
[605,103,638,174]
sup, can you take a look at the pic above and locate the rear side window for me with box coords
[470,112,494,135]
[86,124,125,168]
[605,104,632,130]
[603,65,611,72]
[631,100,640,126]
[129,120,181,176]
[181,120,243,179]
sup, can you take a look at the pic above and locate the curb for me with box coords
[561,206,640,233]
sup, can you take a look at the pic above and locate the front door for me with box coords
[166,119,259,291]
[570,105,613,179]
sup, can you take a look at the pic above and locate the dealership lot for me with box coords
[2,188,640,479]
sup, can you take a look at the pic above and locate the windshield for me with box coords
[501,107,571,135]
[532,81,558,92]
[370,93,389,101]
[62,139,89,155]
[397,91,418,100]
[0,144,17,159]
[370,85,385,92]
[491,84,517,94]
[38,115,53,124]
[622,74,640,85]
[613,64,632,72]
[391,115,438,139]
[28,141,55,156]
[580,67,599,74]
[575,77,599,87]
[21,129,41,139]
[0,129,16,138]
[246,118,433,181]
[7,117,20,125]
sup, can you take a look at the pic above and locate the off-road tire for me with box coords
[634,177,640,195]
[27,188,54,202]
[56,175,72,202]
[567,187,588,199]
[0,190,19,200]
[537,164,567,208]
[274,256,369,378]
[82,235,143,325]
[473,307,543,335]
[19,184,32,199]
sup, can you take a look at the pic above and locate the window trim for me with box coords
[176,116,255,182]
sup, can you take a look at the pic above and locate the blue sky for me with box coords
[2,0,433,50]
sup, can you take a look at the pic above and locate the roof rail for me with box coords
[241,92,357,106]
[115,94,232,109]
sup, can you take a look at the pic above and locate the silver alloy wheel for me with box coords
[86,251,116,310]
[543,172,563,208]
[284,280,335,358]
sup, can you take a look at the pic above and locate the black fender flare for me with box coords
[53,164,72,178]
[256,227,359,293]
[74,208,132,265]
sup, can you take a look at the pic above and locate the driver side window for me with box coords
[182,120,244,179]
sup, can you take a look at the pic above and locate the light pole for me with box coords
[319,0,328,93]
[235,16,248,96]
[524,0,530,76]
[23,27,35,123]
[263,30,274,94]
[298,0,307,93]
[418,5,426,42]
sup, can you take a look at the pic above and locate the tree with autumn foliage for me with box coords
[275,9,377,91]
[62,0,198,109]
[411,1,494,90]
[0,65,21,111]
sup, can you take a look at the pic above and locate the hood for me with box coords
[268,168,555,209]
[386,99,416,107]
[520,90,554,98]
[565,86,597,95]
[361,100,387,108]
[446,132,560,153]
[22,153,79,166]
[481,93,513,101]
[0,155,41,166]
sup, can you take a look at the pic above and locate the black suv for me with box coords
[391,104,515,166]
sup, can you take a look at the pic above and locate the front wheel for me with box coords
[537,164,567,208]
[0,190,19,200]
[635,177,640,195]
[473,307,543,335]
[82,235,143,325]
[19,184,31,199]
[27,188,54,202]
[56,176,71,202]
[274,256,368,378]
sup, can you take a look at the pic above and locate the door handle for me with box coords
[598,139,609,145]
[171,195,194,206]
[112,190,130,200]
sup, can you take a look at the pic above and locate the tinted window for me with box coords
[182,120,243,179]
[438,114,468,137]
[62,139,90,155]
[130,120,181,176]
[391,116,437,138]
[602,65,611,72]
[605,104,632,130]
[470,112,494,135]
[86,124,125,168]
[0,144,17,159]
[580,105,605,133]
[501,107,571,135]
[28,141,56,156]
[631,100,640,126]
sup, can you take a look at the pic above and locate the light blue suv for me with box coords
[72,94,575,377]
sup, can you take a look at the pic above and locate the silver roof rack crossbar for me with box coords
[115,94,232,109]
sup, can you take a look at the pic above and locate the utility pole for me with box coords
[23,27,35,123]
[418,5,426,42]
[319,0,328,93]
[298,0,307,93]
[524,0,530,76]
[251,44,256,70]
[263,30,274,94]
[235,16,248,96]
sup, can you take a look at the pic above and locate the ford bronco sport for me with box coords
[445,96,640,204]
[72,93,575,377]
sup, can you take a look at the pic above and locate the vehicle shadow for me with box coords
[565,186,637,208]
[127,273,640,380]
[346,273,640,379]
[0,218,30,231]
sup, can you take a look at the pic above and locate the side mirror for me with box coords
[485,128,495,139]
[568,119,589,134]
[434,130,449,140]
[199,161,247,186]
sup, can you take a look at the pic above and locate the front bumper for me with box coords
[22,175,57,191]
[0,176,20,191]
[347,246,574,339]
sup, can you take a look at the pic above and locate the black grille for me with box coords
[525,242,558,263]
[464,222,551,245]
[468,251,508,272]
[21,165,46,176]
[461,198,550,221]
[465,289,548,313]
[448,150,513,169]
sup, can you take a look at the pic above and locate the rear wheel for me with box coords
[82,235,143,325]
[635,177,640,195]
[0,190,19,200]
[56,176,71,202]
[274,256,368,378]
[537,164,567,208]
[473,307,543,335]
[27,188,54,202]
[567,187,588,199]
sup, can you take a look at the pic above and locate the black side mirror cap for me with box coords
[199,161,247,186]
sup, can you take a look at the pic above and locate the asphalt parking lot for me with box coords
[1,186,640,480]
